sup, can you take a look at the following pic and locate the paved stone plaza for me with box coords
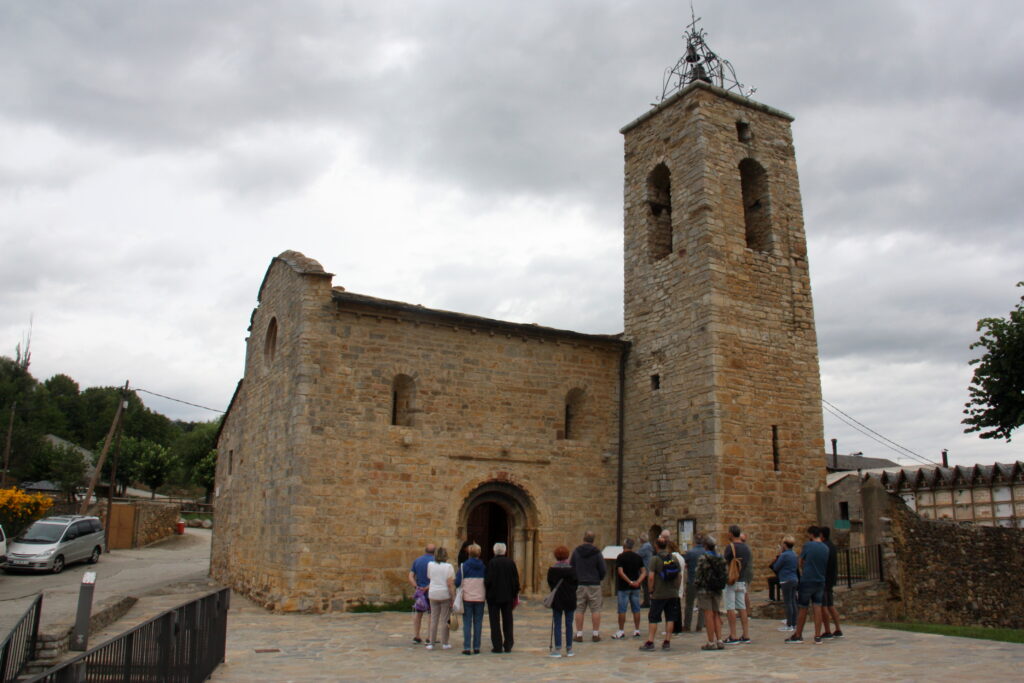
[209,595,1024,682]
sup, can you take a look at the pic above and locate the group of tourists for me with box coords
[408,523,845,657]
[409,542,519,654]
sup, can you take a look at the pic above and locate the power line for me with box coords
[821,403,918,463]
[821,399,938,466]
[135,388,225,414]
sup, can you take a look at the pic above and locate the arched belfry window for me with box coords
[739,158,772,253]
[391,374,416,427]
[562,388,584,440]
[646,163,673,261]
[263,317,278,363]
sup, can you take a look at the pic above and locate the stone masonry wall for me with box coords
[214,253,624,612]
[212,252,335,610]
[134,502,180,547]
[889,499,1024,628]
[620,82,823,566]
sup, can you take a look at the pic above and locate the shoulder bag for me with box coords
[542,578,564,609]
[452,563,465,614]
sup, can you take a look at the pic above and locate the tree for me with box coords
[193,449,217,502]
[39,439,88,503]
[135,442,177,498]
[171,419,220,486]
[963,282,1024,441]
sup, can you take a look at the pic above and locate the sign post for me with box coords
[71,571,97,651]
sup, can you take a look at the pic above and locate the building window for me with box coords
[228,449,234,475]
[839,501,850,521]
[264,317,278,363]
[736,120,752,143]
[771,425,780,472]
[391,374,416,427]
[562,388,584,440]
[646,163,673,261]
[739,158,772,253]
[650,374,661,390]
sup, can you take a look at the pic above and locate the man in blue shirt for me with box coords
[408,543,436,643]
[785,527,828,644]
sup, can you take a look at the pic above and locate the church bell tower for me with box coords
[620,18,825,551]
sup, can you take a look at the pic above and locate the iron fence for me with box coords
[27,587,229,683]
[837,543,884,588]
[0,593,42,682]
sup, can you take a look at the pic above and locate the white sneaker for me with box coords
[611,630,625,640]
[633,630,642,638]
[566,649,575,657]
[425,644,433,650]
[441,644,452,650]
[777,626,793,632]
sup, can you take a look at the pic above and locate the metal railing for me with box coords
[27,588,229,683]
[837,544,884,588]
[1,593,43,682]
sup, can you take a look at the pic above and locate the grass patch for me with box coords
[863,621,1024,644]
[349,597,413,613]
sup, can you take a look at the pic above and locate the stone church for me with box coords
[212,45,826,611]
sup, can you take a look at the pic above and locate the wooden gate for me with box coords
[108,503,136,549]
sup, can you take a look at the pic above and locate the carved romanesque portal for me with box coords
[457,481,539,592]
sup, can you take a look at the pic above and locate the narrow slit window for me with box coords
[771,425,780,471]
[264,317,278,363]
[564,388,584,440]
[651,374,661,391]
[391,374,416,427]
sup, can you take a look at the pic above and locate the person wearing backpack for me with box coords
[722,525,752,645]
[638,537,681,651]
[694,535,727,651]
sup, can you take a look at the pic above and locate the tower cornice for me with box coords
[620,80,793,135]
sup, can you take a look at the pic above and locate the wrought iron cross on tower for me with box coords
[659,5,756,102]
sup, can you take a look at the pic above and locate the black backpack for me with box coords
[698,554,728,592]
[658,553,681,581]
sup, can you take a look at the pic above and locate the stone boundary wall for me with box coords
[888,500,1024,628]
[134,502,180,547]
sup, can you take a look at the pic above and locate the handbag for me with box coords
[542,579,563,609]
[452,563,465,615]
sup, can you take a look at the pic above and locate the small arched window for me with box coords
[562,388,584,440]
[646,163,673,261]
[391,374,416,427]
[263,317,278,363]
[739,158,772,253]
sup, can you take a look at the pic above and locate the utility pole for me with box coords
[104,413,125,552]
[1,401,15,488]
[80,381,129,515]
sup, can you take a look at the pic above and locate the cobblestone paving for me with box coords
[210,595,1024,682]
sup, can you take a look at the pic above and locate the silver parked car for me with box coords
[3,515,104,573]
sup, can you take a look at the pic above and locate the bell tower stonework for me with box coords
[620,79,825,550]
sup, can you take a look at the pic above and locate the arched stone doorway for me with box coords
[466,501,509,564]
[457,481,539,592]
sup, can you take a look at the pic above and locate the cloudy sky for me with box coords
[2,1,1021,468]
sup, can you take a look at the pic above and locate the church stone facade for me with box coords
[212,80,825,612]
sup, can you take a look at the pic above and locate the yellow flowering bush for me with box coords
[0,487,54,536]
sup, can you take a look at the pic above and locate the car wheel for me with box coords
[89,546,101,564]
[52,555,65,574]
